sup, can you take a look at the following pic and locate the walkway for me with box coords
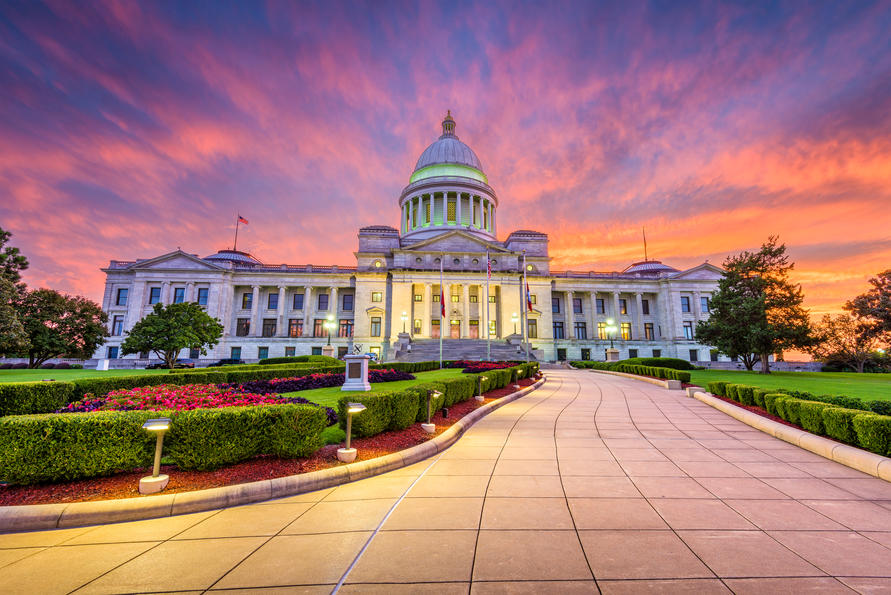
[1,369,890,593]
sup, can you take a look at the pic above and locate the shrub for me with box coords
[375,361,446,373]
[259,355,341,366]
[53,362,71,369]
[0,363,11,369]
[798,401,837,435]
[40,363,55,369]
[869,400,891,416]
[725,384,739,402]
[737,385,755,406]
[852,414,891,456]
[70,363,83,369]
[753,388,770,409]
[781,398,803,425]
[337,393,394,437]
[763,393,786,416]
[822,407,863,444]
[0,381,76,417]
[618,357,694,370]
[706,381,728,396]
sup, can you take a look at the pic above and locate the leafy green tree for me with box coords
[807,313,881,373]
[696,236,812,374]
[0,226,29,286]
[121,302,224,368]
[18,289,108,367]
[0,277,28,356]
[845,270,891,344]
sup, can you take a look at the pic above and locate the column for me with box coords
[330,286,339,340]
[303,285,314,337]
[589,291,598,339]
[693,290,702,323]
[612,291,620,321]
[456,192,462,227]
[125,281,146,330]
[566,290,576,340]
[250,285,261,337]
[161,281,171,304]
[461,284,470,337]
[423,283,432,337]
[442,281,450,336]
[277,286,287,337]
[635,293,644,341]
[186,282,195,302]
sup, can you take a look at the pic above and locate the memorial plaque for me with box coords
[348,362,361,378]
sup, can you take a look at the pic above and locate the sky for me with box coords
[1,0,889,316]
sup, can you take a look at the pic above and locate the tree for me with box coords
[0,277,28,356]
[696,236,812,374]
[807,313,881,373]
[18,288,109,367]
[121,302,224,368]
[845,270,891,343]
[0,226,29,286]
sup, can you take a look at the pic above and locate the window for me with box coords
[342,294,353,311]
[314,319,327,337]
[597,322,607,340]
[149,287,161,304]
[197,288,209,306]
[189,347,200,359]
[652,349,661,358]
[173,287,185,304]
[527,319,538,339]
[369,346,381,359]
[414,293,423,302]
[644,322,654,340]
[268,293,278,310]
[596,298,605,314]
[689,349,699,362]
[318,293,329,310]
[451,294,459,303]
[581,348,591,360]
[574,322,587,340]
[371,291,382,303]
[242,292,252,309]
[370,316,381,337]
[412,203,417,227]
[424,201,430,224]
[432,293,440,302]
[488,319,496,336]
[285,346,296,357]
[413,319,422,334]
[620,322,632,340]
[701,296,710,313]
[710,350,719,362]
[681,296,691,313]
[641,299,650,315]
[619,299,627,315]
[107,346,119,359]
[311,347,323,356]
[112,315,124,336]
[572,298,583,314]
[262,319,276,337]
[288,319,303,338]
[338,346,348,358]
[488,296,496,303]
[553,321,565,339]
[230,346,241,360]
[236,318,250,336]
[293,293,305,310]
[683,321,694,339]
[339,319,353,337]
[431,319,440,337]
[530,294,537,304]
[470,295,478,303]
[447,198,456,223]
[115,288,128,306]
[629,349,639,358]
[552,297,561,313]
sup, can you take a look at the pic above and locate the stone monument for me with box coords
[341,354,371,391]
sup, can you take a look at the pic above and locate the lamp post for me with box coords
[401,311,408,333]
[139,418,171,494]
[422,389,443,433]
[337,402,367,462]
[476,375,488,402]
[605,318,618,349]
[325,314,336,346]
[511,312,519,334]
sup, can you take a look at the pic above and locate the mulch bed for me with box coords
[0,376,540,506]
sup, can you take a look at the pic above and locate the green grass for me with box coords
[688,369,891,402]
[283,368,467,408]
[0,368,170,384]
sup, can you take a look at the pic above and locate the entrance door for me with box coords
[557,348,567,361]
[431,321,440,339]
[469,320,479,339]
[450,319,461,338]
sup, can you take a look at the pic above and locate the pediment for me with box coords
[132,250,224,271]
[671,262,724,280]
[400,231,510,254]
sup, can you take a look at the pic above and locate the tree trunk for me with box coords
[164,351,177,369]
[856,360,865,373]
[759,353,771,374]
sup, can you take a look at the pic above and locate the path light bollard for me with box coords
[139,418,171,494]
[421,389,443,433]
[337,402,366,463]
[475,375,488,402]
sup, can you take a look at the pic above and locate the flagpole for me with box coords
[523,251,530,363]
[233,215,241,251]
[486,250,491,361]
[439,253,444,369]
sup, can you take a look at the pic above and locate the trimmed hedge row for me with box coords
[706,381,890,416]
[337,363,539,438]
[571,357,693,371]
[706,381,891,457]
[258,355,341,365]
[609,363,691,383]
[0,403,327,484]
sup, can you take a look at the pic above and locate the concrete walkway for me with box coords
[1,369,890,594]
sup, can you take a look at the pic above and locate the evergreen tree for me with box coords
[845,270,891,344]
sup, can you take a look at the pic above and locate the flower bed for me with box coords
[450,360,516,374]
[228,368,414,394]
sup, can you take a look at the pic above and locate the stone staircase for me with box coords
[393,338,537,362]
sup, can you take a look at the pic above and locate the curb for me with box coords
[0,377,546,534]
[588,368,683,390]
[692,390,891,482]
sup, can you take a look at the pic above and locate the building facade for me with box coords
[97,113,724,363]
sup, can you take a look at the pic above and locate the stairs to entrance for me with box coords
[393,338,536,362]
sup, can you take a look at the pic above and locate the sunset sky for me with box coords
[1,1,889,315]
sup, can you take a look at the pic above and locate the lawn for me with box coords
[0,368,170,384]
[688,369,891,402]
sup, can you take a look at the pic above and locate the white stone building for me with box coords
[97,113,724,364]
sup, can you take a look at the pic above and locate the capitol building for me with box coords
[97,113,723,363]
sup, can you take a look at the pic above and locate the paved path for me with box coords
[2,370,891,594]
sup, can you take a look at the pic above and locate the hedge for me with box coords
[853,414,891,456]
[779,397,803,426]
[798,401,837,435]
[610,364,691,383]
[725,384,740,402]
[0,403,327,483]
[753,388,771,409]
[258,355,341,366]
[706,381,728,397]
[0,381,76,417]
[822,407,862,444]
[763,393,786,416]
[617,357,694,370]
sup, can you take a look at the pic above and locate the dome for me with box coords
[411,111,486,183]
[622,260,679,275]
[204,249,262,266]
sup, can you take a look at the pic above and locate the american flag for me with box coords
[526,281,534,312]
[486,251,491,278]
[238,215,249,225]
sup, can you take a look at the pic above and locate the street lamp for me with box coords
[324,314,336,345]
[337,402,366,462]
[422,389,443,433]
[605,318,618,349]
[511,312,519,334]
[401,311,408,333]
[139,418,171,494]
[475,375,488,402]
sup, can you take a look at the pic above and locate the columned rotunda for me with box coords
[97,113,723,363]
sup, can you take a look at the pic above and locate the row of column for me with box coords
[402,192,494,233]
[242,285,346,339]
[409,282,500,338]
